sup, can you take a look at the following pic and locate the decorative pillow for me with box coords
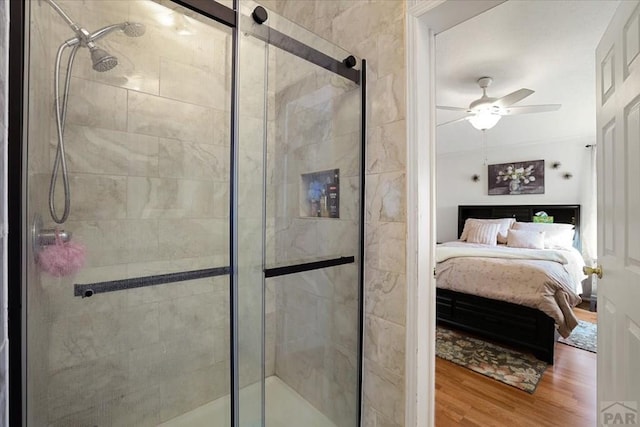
[466,223,501,246]
[460,218,516,244]
[506,229,545,249]
[512,222,575,249]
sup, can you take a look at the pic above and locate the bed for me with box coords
[435,205,584,364]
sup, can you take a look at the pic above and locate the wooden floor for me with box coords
[435,308,597,427]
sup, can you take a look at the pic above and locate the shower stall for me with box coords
[9,0,364,425]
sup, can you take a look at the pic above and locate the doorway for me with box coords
[405,1,613,425]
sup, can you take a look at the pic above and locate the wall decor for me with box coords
[488,159,545,195]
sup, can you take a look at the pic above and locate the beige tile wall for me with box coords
[27,1,234,424]
[273,1,407,426]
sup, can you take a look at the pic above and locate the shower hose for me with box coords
[49,41,78,224]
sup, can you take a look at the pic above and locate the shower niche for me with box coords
[301,169,340,218]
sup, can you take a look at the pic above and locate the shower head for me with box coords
[46,0,144,74]
[122,22,146,37]
[88,22,146,42]
[89,45,118,72]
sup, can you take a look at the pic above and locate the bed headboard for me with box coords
[458,205,581,249]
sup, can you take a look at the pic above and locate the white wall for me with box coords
[436,136,594,245]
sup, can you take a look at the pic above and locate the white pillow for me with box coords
[460,218,516,244]
[512,222,575,249]
[466,223,501,246]
[507,229,545,249]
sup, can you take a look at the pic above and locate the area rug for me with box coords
[558,320,597,353]
[436,326,547,393]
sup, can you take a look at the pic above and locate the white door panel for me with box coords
[596,1,640,424]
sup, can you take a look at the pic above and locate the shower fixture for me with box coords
[45,0,145,223]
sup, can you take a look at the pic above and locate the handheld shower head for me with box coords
[88,22,146,42]
[89,45,118,72]
[122,22,146,37]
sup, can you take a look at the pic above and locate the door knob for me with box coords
[583,265,603,279]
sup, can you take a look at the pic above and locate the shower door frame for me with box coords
[7,1,366,426]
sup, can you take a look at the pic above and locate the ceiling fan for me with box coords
[437,77,561,130]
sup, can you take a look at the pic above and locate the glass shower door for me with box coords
[24,1,233,425]
[262,50,362,427]
[20,0,363,425]
[237,3,364,426]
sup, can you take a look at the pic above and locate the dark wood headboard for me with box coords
[458,205,581,249]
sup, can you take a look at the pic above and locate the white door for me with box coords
[595,1,640,425]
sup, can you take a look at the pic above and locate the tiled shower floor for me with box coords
[160,376,337,427]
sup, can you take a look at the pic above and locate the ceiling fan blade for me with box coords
[437,115,473,127]
[503,104,561,115]
[437,105,469,111]
[494,88,534,108]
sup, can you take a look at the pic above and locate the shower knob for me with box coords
[32,214,72,260]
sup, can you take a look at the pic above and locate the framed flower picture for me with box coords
[488,159,545,195]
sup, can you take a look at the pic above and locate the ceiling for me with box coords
[435,0,620,154]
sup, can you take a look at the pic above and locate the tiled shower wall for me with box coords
[27,1,233,424]
[0,0,9,424]
[274,1,407,426]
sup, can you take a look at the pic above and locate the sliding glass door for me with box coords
[24,1,233,424]
[18,1,363,425]
[237,3,364,425]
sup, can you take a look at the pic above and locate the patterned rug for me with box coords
[436,326,548,393]
[558,320,597,353]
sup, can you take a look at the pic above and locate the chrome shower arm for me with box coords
[90,22,146,41]
[44,0,83,35]
[88,23,126,42]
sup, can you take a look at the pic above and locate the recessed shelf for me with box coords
[300,169,340,218]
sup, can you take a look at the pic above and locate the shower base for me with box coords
[160,376,337,427]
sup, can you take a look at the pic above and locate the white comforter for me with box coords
[437,241,586,295]
[435,241,586,337]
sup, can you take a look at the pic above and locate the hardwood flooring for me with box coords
[435,308,597,426]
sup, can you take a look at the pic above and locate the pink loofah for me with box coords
[38,230,86,277]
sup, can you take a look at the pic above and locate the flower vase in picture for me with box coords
[488,160,545,195]
[509,179,521,194]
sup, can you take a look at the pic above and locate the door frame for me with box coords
[404,1,506,425]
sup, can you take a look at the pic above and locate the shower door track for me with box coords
[240,15,360,85]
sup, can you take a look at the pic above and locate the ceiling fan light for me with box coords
[468,111,501,130]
